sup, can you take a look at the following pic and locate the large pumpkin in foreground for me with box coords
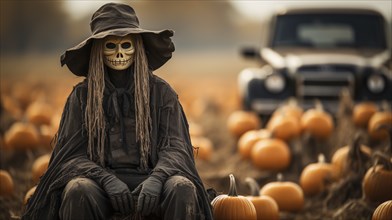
[212,174,257,220]
[372,200,392,220]
[245,177,279,220]
[260,174,304,212]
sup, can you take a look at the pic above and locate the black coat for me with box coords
[22,75,213,220]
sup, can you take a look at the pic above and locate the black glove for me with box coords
[132,176,163,216]
[100,173,134,215]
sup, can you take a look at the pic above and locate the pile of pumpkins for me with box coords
[227,100,391,172]
[222,99,392,219]
[0,82,65,203]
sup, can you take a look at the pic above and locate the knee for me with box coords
[164,176,196,196]
[63,178,97,200]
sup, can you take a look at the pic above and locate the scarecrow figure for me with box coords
[23,3,213,220]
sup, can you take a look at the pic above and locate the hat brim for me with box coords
[60,28,175,76]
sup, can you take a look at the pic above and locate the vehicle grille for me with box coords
[296,65,355,101]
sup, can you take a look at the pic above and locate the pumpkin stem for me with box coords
[381,100,391,112]
[315,99,324,112]
[318,154,326,163]
[372,151,392,170]
[277,173,283,182]
[287,97,298,107]
[245,177,260,196]
[228,174,238,197]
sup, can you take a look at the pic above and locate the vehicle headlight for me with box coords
[265,74,285,93]
[367,74,385,93]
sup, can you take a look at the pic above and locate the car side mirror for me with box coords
[241,47,261,59]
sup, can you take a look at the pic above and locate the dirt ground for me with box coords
[0,55,390,219]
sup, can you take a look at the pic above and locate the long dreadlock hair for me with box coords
[85,35,152,170]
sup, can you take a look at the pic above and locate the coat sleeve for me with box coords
[150,90,213,220]
[150,91,196,182]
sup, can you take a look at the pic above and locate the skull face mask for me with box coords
[103,35,135,70]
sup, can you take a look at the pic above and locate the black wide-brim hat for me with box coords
[60,2,175,76]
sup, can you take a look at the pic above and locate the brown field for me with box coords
[1,54,391,219]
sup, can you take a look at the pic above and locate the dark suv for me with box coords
[239,8,392,116]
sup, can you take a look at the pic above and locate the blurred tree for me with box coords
[0,1,68,54]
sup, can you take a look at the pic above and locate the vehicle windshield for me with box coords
[272,13,386,49]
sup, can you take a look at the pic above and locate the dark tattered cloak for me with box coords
[22,75,213,220]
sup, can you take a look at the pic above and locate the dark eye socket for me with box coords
[105,42,116,49]
[121,42,131,49]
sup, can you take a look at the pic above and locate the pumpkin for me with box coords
[211,174,257,220]
[26,101,54,126]
[372,200,392,220]
[0,170,14,196]
[363,163,392,203]
[51,112,62,131]
[24,186,37,205]
[238,129,271,160]
[368,111,392,140]
[39,125,56,150]
[0,135,9,151]
[331,135,372,178]
[300,101,334,139]
[32,154,51,183]
[0,95,23,119]
[191,136,213,161]
[300,154,336,196]
[188,122,204,137]
[227,111,261,137]
[4,122,40,150]
[11,82,33,109]
[353,102,377,127]
[260,174,304,212]
[251,138,291,171]
[273,98,303,121]
[245,177,279,220]
[267,112,300,141]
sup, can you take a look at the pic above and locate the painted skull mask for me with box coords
[103,35,135,70]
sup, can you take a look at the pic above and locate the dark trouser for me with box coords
[59,176,201,220]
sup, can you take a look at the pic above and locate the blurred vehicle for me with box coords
[239,7,392,116]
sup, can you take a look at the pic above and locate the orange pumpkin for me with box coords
[32,154,51,183]
[372,200,392,220]
[301,101,334,139]
[363,165,392,204]
[188,122,204,137]
[51,112,62,131]
[245,177,279,220]
[227,111,261,137]
[26,101,54,126]
[300,154,336,196]
[352,102,377,127]
[0,170,14,196]
[211,174,257,220]
[251,138,291,171]
[238,129,271,160]
[191,136,213,161]
[260,174,304,212]
[24,186,37,205]
[368,111,392,140]
[1,95,23,119]
[267,112,300,141]
[273,99,303,121]
[39,125,57,150]
[4,122,40,150]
